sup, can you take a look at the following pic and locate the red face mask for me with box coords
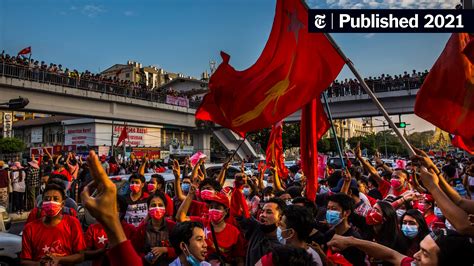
[149,207,166,220]
[147,183,156,192]
[42,201,62,217]
[208,209,225,223]
[130,184,141,193]
[365,209,384,225]
[390,178,402,189]
[414,202,427,213]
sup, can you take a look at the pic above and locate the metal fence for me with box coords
[0,61,201,108]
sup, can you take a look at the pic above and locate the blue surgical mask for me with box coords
[184,244,201,266]
[401,224,418,239]
[181,183,190,193]
[277,227,290,245]
[434,206,443,218]
[326,210,341,226]
[276,227,285,244]
[243,187,251,196]
[285,200,292,206]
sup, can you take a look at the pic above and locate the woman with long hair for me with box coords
[399,209,430,257]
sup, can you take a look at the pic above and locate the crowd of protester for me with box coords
[0,51,203,108]
[327,70,429,98]
[1,141,473,266]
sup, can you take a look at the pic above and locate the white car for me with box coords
[0,212,21,265]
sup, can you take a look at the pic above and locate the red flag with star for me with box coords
[196,0,344,137]
[265,121,289,179]
[415,33,474,147]
[300,98,330,201]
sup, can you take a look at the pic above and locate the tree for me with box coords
[0,137,26,154]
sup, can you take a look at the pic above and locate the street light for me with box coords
[374,118,388,159]
[0,97,29,109]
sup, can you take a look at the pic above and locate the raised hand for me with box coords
[354,142,362,158]
[172,159,181,178]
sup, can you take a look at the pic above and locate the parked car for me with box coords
[327,157,358,170]
[0,210,21,265]
[206,164,254,188]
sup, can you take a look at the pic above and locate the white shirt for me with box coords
[12,170,26,192]
[307,247,324,266]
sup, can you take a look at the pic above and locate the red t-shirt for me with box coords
[85,222,136,266]
[424,213,442,230]
[164,193,174,217]
[21,215,86,261]
[378,179,391,199]
[189,216,246,262]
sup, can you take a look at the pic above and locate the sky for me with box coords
[0,0,462,132]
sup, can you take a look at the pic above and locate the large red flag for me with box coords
[196,0,344,137]
[18,46,31,56]
[415,33,474,146]
[116,125,128,146]
[265,121,289,179]
[300,98,330,201]
[451,135,474,155]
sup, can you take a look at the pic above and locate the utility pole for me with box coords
[111,120,114,157]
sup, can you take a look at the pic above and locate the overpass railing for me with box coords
[0,62,202,109]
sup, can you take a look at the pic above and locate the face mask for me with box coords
[390,178,402,189]
[396,209,406,218]
[285,200,292,205]
[181,183,191,193]
[208,209,225,224]
[200,189,215,201]
[401,224,419,239]
[243,187,251,196]
[326,210,341,226]
[149,207,166,220]
[434,206,444,218]
[365,209,384,225]
[277,227,291,245]
[42,201,62,217]
[184,244,201,266]
[415,202,427,213]
[130,184,141,193]
[378,170,384,176]
[263,196,271,202]
[147,183,156,192]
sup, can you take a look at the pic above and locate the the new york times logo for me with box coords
[308,9,474,33]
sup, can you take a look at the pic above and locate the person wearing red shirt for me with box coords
[132,190,177,265]
[20,183,85,265]
[83,195,136,266]
[147,174,174,217]
[123,173,149,227]
[176,186,245,266]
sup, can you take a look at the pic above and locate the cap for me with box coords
[205,191,230,209]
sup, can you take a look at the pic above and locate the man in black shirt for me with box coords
[237,197,285,266]
[325,193,366,265]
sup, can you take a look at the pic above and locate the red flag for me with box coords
[18,46,31,56]
[300,99,330,201]
[196,0,344,137]
[265,121,289,179]
[116,126,128,146]
[415,33,474,146]
[451,135,474,155]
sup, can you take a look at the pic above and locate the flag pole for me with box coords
[322,92,346,169]
[323,33,416,156]
[226,134,249,163]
